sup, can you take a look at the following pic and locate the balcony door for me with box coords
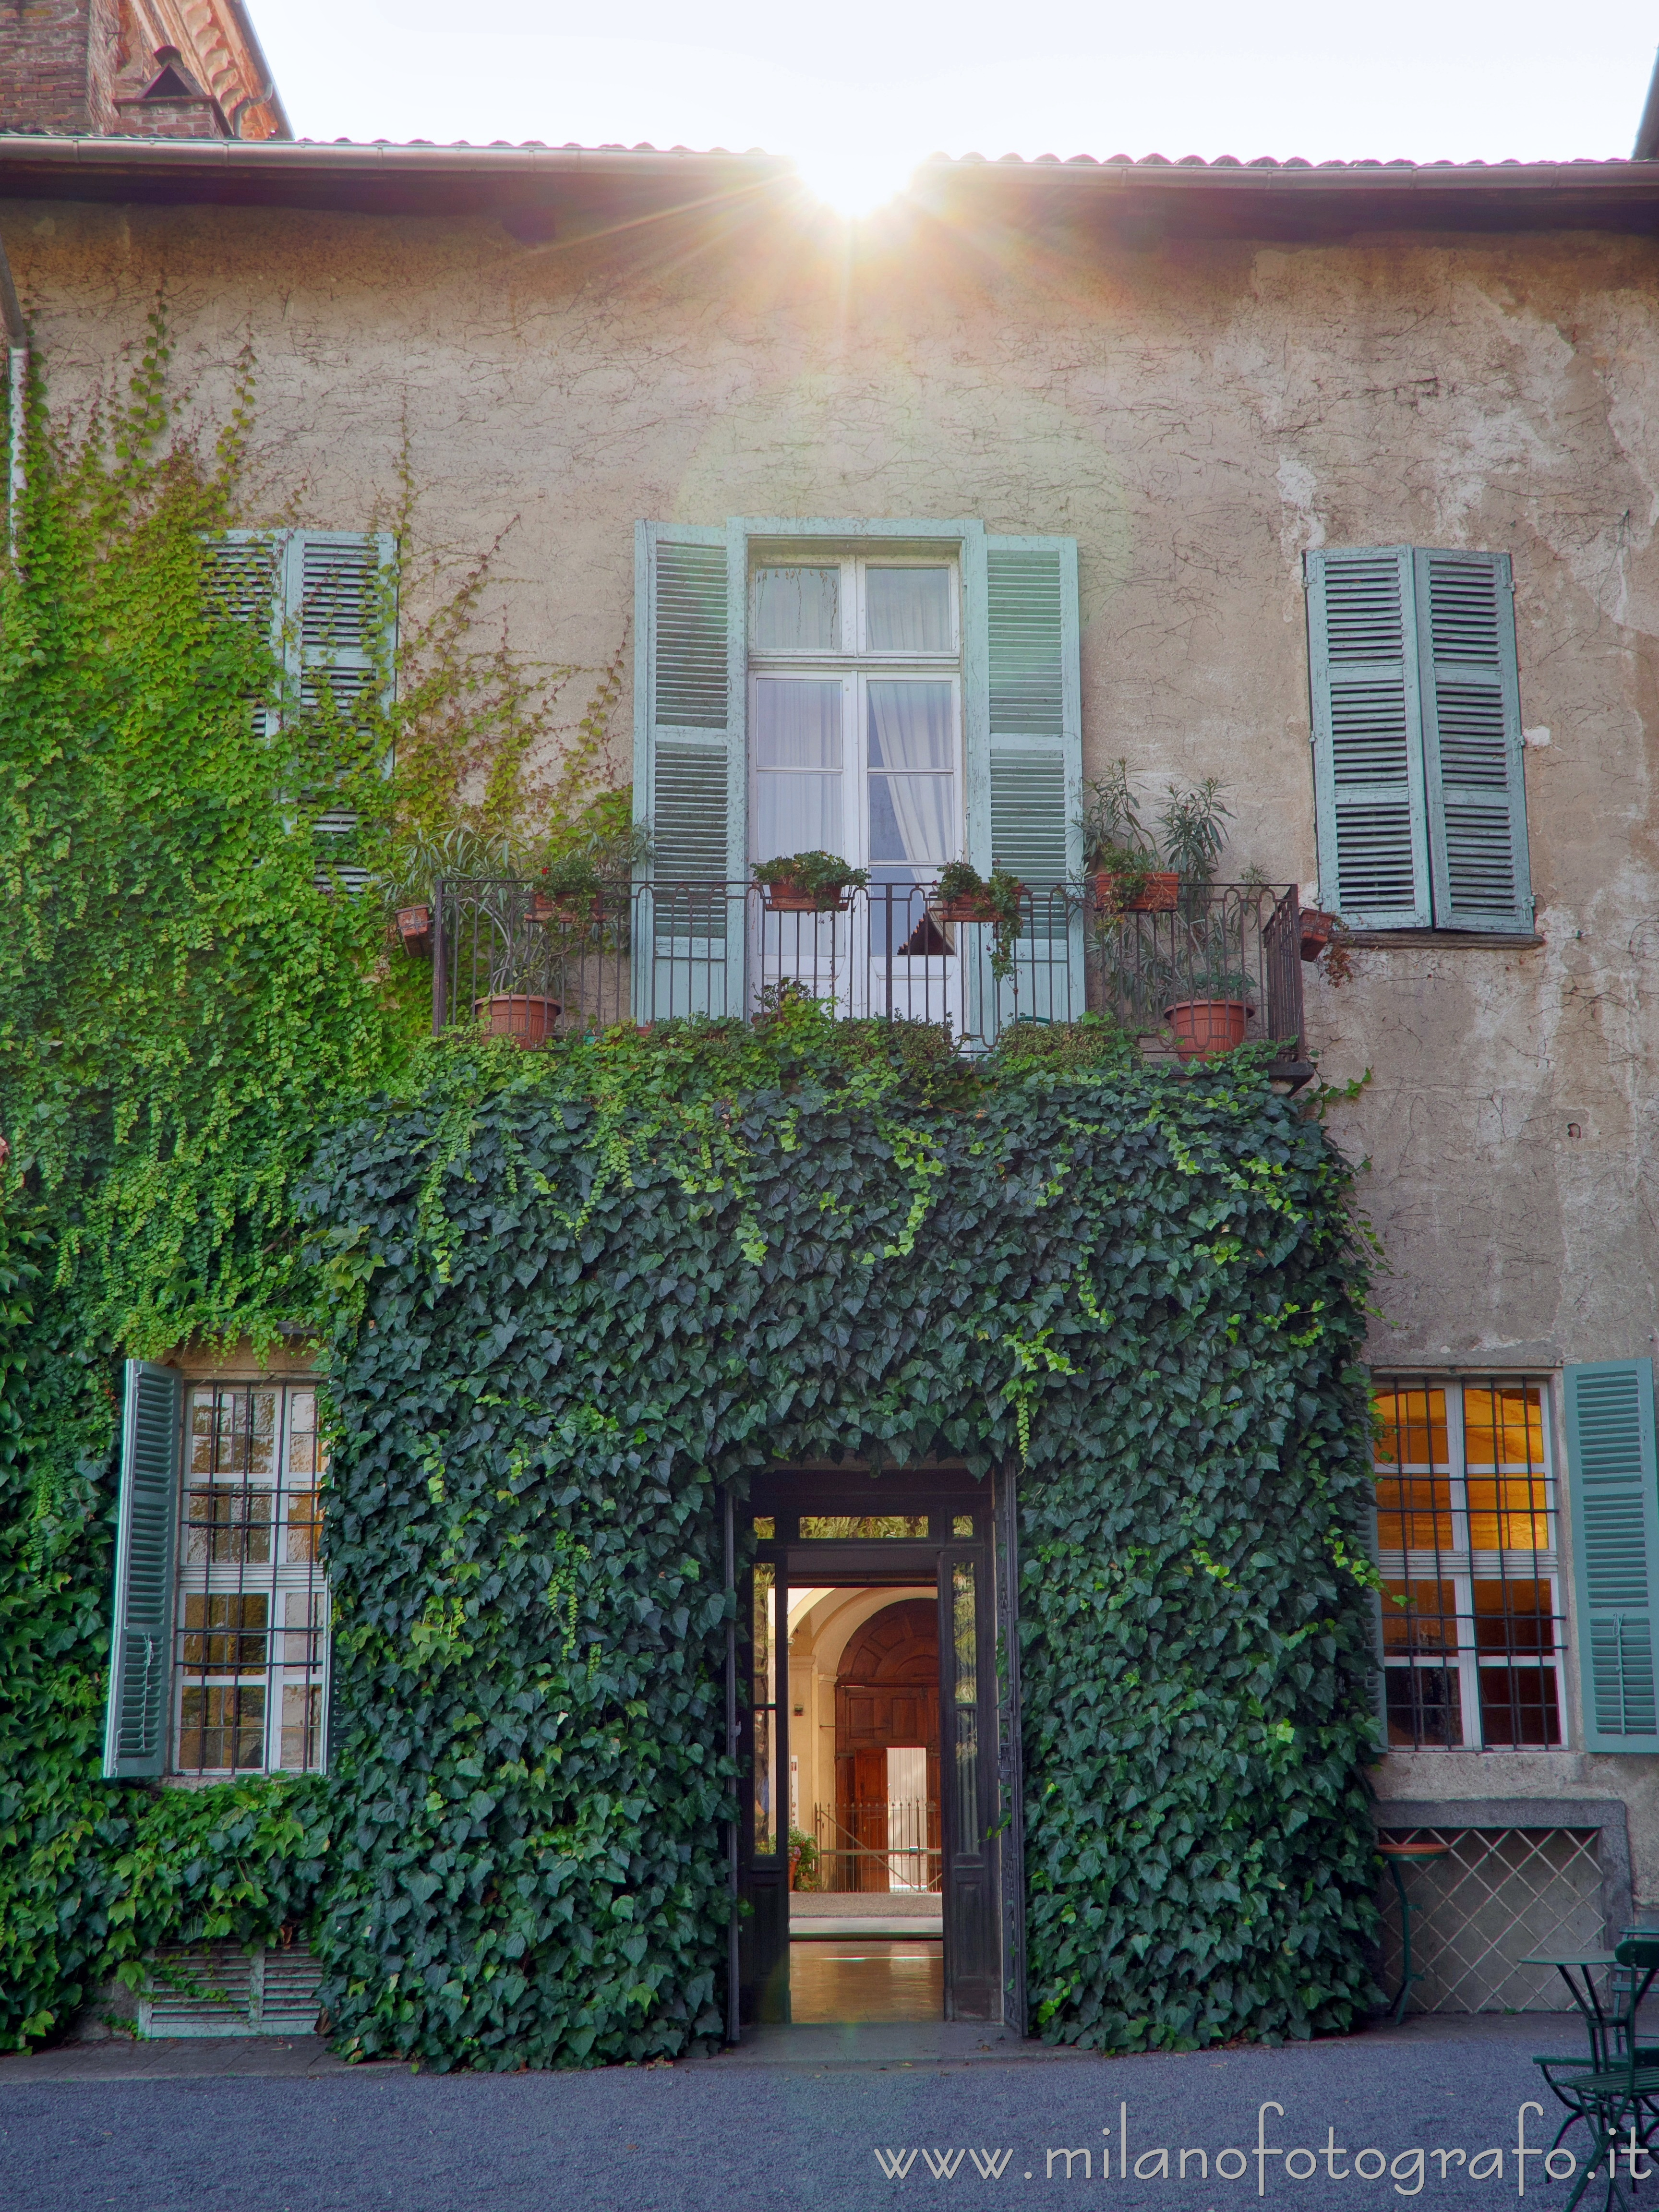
[749,557,965,1030]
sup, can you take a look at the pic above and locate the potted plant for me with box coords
[788,1826,821,1893]
[1299,905,1340,961]
[394,904,432,955]
[932,861,1026,980]
[529,854,605,930]
[1162,920,1256,1058]
[1155,776,1232,896]
[475,991,562,1046]
[1079,763,1178,912]
[380,823,521,955]
[532,820,653,930]
[752,851,870,912]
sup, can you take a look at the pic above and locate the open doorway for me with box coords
[738,1471,1006,2029]
[787,1587,943,2024]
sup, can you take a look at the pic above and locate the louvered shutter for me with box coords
[285,532,397,886]
[1414,550,1532,932]
[102,1361,181,1779]
[971,536,1083,1026]
[1306,547,1432,928]
[200,531,281,739]
[285,531,396,734]
[634,523,742,1019]
[1564,1359,1659,1753]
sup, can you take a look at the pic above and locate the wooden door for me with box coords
[834,1599,940,1894]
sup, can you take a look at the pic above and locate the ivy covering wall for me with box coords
[0,333,1382,2066]
[286,1008,1382,2065]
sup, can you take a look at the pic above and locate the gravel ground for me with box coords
[0,2012,1642,2212]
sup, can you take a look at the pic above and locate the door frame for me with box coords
[735,1463,1020,2030]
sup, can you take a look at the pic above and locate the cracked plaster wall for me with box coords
[7,192,1659,1879]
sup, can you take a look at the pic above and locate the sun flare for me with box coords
[790,140,921,220]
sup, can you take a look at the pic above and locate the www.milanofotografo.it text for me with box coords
[871,2103,1652,2195]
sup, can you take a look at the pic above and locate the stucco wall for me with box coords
[8,189,1658,1892]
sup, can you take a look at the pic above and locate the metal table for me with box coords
[1519,1952,1625,2069]
[1379,1839,1453,2024]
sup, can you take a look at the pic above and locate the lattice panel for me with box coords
[1377,1827,1602,2012]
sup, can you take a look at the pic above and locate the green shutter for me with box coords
[1564,1358,1659,1753]
[634,523,743,1020]
[285,530,397,731]
[286,531,397,888]
[201,531,281,739]
[1414,550,1532,933]
[973,536,1083,1024]
[1306,547,1432,928]
[102,1360,181,1779]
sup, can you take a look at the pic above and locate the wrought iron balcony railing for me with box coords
[425,877,1306,1070]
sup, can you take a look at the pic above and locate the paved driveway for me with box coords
[0,2015,1631,2212]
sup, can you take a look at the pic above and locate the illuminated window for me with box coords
[1373,1377,1562,1749]
[174,1383,330,1776]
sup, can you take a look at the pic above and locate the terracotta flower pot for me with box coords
[1121,870,1181,913]
[1163,998,1253,1060]
[529,891,600,928]
[762,879,850,912]
[1299,907,1339,961]
[937,895,1002,924]
[395,903,432,954]
[476,993,561,1046]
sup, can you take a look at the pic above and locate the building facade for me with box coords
[5,117,1659,2029]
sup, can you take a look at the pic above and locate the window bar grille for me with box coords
[175,1382,329,1776]
[1372,1374,1564,1750]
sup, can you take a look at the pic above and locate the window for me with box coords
[1305,548,1532,933]
[634,520,1083,1029]
[750,555,962,900]
[103,1363,330,1781]
[174,1382,330,1776]
[1372,1375,1563,1749]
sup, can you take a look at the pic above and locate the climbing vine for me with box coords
[0,321,631,2051]
[0,329,1382,2070]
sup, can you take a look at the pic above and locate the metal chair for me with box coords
[1535,1938,1659,2212]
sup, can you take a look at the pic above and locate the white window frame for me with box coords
[172,1379,332,1778]
[747,551,965,878]
[1373,1372,1565,1753]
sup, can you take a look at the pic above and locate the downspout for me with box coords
[0,228,27,560]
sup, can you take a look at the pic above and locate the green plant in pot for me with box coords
[932,860,1025,980]
[1162,916,1257,1061]
[753,851,870,911]
[532,819,653,929]
[788,1826,821,1892]
[1079,762,1175,912]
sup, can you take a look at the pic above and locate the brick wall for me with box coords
[0,0,104,134]
[0,0,284,139]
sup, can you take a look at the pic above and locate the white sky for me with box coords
[252,0,1657,195]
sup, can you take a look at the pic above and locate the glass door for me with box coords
[737,1482,1004,2031]
[938,1542,998,2020]
[748,557,965,1034]
[738,1537,790,2022]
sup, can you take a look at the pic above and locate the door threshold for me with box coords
[711,2021,1062,2067]
[791,1919,944,1939]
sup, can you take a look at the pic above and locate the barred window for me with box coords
[1372,1375,1563,1750]
[174,1382,330,1775]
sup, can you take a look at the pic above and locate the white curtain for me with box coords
[866,566,951,653]
[867,680,955,871]
[755,678,842,860]
[752,566,839,652]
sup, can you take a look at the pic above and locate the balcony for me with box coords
[426,878,1308,1075]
